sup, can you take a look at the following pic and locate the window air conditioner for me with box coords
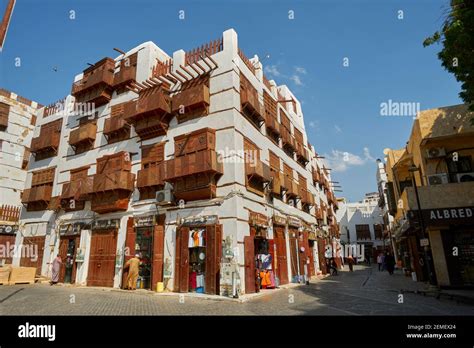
[427,173,449,185]
[426,147,446,159]
[456,172,474,183]
[156,189,174,206]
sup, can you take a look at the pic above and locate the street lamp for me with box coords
[408,164,436,285]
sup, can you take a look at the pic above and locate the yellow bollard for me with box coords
[157,282,164,292]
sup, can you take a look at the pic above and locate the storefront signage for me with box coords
[0,224,18,234]
[92,219,120,230]
[59,222,90,236]
[249,211,268,227]
[408,206,474,226]
[272,215,286,226]
[287,217,301,228]
[420,238,429,247]
[181,215,218,226]
[134,215,156,227]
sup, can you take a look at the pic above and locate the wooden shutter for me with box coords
[141,142,165,168]
[110,103,125,118]
[244,235,256,294]
[151,224,164,290]
[121,217,135,289]
[317,239,327,274]
[269,151,280,172]
[70,167,89,181]
[205,224,222,295]
[280,112,291,131]
[0,102,9,127]
[284,163,293,180]
[31,167,55,186]
[174,227,189,292]
[294,128,303,144]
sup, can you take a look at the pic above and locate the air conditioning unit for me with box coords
[427,173,449,185]
[156,189,174,206]
[426,147,446,159]
[456,172,474,183]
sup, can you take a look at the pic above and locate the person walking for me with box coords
[347,254,354,272]
[385,252,395,275]
[50,254,62,285]
[124,254,141,290]
[377,253,384,271]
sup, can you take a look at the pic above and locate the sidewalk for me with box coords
[54,273,330,303]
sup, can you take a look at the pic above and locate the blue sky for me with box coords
[0,0,462,201]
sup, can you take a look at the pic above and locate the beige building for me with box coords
[384,104,474,287]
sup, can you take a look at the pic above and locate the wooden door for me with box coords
[308,241,315,276]
[151,224,164,291]
[244,235,256,294]
[274,227,288,285]
[121,218,135,289]
[0,234,16,265]
[289,234,298,280]
[317,239,327,275]
[20,236,45,276]
[87,229,117,287]
[174,227,189,292]
[58,236,80,284]
[205,224,222,295]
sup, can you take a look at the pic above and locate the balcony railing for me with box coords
[123,88,171,123]
[398,181,474,218]
[264,113,280,135]
[91,171,135,193]
[246,161,271,182]
[0,205,20,223]
[165,150,223,181]
[103,116,130,138]
[137,163,167,189]
[31,131,61,155]
[71,58,115,96]
[69,121,97,148]
[241,83,264,122]
[21,185,53,204]
[61,177,93,200]
[281,128,296,152]
[171,84,210,116]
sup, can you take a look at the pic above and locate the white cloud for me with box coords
[323,147,376,172]
[334,125,342,133]
[290,74,303,86]
[363,147,375,161]
[264,65,281,77]
[309,121,317,128]
[295,66,307,74]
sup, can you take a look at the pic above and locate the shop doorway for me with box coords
[87,229,117,287]
[59,235,80,284]
[174,224,222,295]
[20,236,45,276]
[122,217,165,291]
[273,226,289,285]
[308,239,316,277]
[443,228,474,286]
[288,229,299,282]
[317,238,327,275]
[0,234,15,265]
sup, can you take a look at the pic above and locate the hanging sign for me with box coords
[249,211,268,227]
[181,215,218,226]
[92,219,120,230]
[134,215,156,227]
[272,215,287,226]
[287,217,301,228]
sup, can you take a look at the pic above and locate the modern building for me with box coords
[0,88,40,265]
[6,29,340,296]
[336,193,385,262]
[384,104,474,287]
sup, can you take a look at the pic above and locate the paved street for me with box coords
[1,265,473,315]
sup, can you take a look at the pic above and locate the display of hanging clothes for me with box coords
[256,254,272,270]
[267,270,276,289]
[196,273,204,288]
[189,229,206,248]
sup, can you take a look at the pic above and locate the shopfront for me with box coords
[244,211,277,294]
[122,215,165,291]
[20,235,46,276]
[58,222,87,284]
[408,206,474,287]
[87,219,119,287]
[307,230,318,277]
[174,215,222,295]
[272,214,289,285]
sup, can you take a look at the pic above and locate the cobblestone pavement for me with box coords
[0,265,473,315]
